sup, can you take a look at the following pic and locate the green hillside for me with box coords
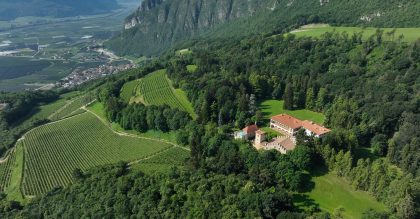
[20,112,172,196]
[122,69,196,118]
[290,24,420,42]
[107,0,420,56]
[295,169,387,219]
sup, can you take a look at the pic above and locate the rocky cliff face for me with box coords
[108,0,277,56]
[107,0,420,56]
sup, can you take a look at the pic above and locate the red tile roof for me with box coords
[243,124,258,134]
[271,114,302,129]
[301,120,331,136]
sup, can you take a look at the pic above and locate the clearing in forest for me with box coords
[290,24,420,42]
[294,168,387,219]
[260,99,325,125]
[121,69,196,118]
[20,112,173,196]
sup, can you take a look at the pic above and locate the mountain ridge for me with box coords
[106,0,420,56]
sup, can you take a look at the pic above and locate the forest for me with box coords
[0,29,419,218]
[0,91,59,155]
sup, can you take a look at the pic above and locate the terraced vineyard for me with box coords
[49,95,95,121]
[0,149,16,192]
[126,69,195,117]
[21,112,172,196]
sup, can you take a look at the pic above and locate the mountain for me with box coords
[0,0,120,21]
[106,0,420,56]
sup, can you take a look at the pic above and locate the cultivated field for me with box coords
[260,100,325,124]
[123,69,196,117]
[48,94,94,121]
[21,112,172,196]
[0,149,16,192]
[290,24,420,42]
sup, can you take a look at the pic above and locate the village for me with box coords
[234,113,331,154]
[56,62,135,88]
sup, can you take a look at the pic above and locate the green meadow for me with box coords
[295,168,387,219]
[259,99,325,124]
[290,24,420,42]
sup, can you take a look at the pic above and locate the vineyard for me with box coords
[0,149,16,192]
[21,112,172,196]
[49,94,95,121]
[125,69,195,117]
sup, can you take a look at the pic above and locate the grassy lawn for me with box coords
[260,127,283,137]
[290,24,420,42]
[259,99,325,125]
[294,168,387,218]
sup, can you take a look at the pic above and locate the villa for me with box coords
[270,114,330,138]
[253,114,331,154]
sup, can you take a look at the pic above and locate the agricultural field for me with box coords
[295,168,387,219]
[0,4,136,91]
[0,149,16,192]
[290,24,420,42]
[120,79,141,102]
[259,99,325,125]
[0,57,51,80]
[132,147,190,174]
[123,69,196,117]
[21,112,173,196]
[48,94,95,121]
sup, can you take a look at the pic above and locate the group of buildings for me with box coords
[234,114,331,154]
[57,63,134,88]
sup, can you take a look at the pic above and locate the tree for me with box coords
[371,134,387,156]
[315,88,327,111]
[396,193,416,219]
[254,110,263,125]
[296,90,306,109]
[271,83,284,99]
[283,83,294,110]
[305,87,315,110]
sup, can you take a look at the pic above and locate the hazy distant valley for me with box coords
[0,0,140,91]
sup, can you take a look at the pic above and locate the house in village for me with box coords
[234,124,258,140]
[253,114,331,154]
